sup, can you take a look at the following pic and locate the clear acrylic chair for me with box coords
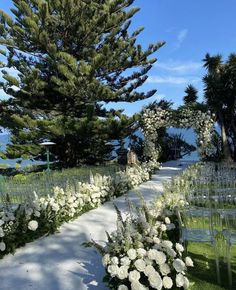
[219,209,236,290]
[176,206,221,284]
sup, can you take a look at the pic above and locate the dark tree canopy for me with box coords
[0,0,164,166]
[203,53,236,161]
[183,84,198,105]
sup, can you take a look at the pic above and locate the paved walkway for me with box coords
[0,160,194,290]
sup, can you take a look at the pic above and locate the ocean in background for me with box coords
[0,134,45,168]
[0,128,198,167]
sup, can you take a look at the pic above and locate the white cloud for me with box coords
[175,29,188,49]
[147,76,201,85]
[156,61,202,73]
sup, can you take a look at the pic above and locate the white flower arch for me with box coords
[141,107,215,161]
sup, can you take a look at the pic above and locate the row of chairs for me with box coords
[176,206,236,289]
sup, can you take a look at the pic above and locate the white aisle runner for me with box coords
[0,161,192,290]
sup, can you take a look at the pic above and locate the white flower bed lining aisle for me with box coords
[0,161,190,290]
[0,161,158,257]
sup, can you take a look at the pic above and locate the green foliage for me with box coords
[203,53,236,161]
[0,0,164,166]
[183,84,198,105]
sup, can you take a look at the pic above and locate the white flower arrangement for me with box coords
[0,160,159,257]
[141,106,215,160]
[90,198,194,289]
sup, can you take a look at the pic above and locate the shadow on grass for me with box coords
[187,243,236,290]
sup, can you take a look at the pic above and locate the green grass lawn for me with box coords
[0,164,120,203]
[187,242,236,290]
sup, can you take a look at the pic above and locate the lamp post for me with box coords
[39,141,56,172]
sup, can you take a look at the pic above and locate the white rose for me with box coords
[153,237,161,244]
[111,256,119,265]
[183,276,190,289]
[117,266,129,280]
[107,265,119,277]
[176,273,185,287]
[118,285,129,290]
[160,263,171,275]
[185,256,194,267]
[144,265,156,277]
[129,270,140,282]
[147,249,158,260]
[166,247,177,258]
[163,276,173,289]
[28,220,38,231]
[127,249,137,260]
[25,208,33,216]
[134,259,146,272]
[0,227,5,238]
[155,251,167,265]
[175,243,184,253]
[173,259,186,273]
[137,248,147,258]
[161,224,167,231]
[131,281,147,290]
[0,242,6,251]
[148,271,163,290]
[165,217,171,224]
[34,210,41,217]
[102,254,110,266]
[162,240,173,249]
[120,256,131,266]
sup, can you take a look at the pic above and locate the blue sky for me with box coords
[1,0,236,115]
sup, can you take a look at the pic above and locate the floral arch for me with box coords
[141,107,215,161]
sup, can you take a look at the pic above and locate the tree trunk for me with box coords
[218,112,233,162]
[230,121,236,161]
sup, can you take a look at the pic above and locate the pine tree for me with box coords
[0,0,164,166]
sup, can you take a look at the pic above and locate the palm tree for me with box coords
[203,53,234,161]
[183,84,198,105]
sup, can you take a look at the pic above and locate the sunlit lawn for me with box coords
[187,241,236,290]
